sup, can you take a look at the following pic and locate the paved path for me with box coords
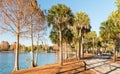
[84,56,120,74]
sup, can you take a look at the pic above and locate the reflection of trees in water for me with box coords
[55,52,59,63]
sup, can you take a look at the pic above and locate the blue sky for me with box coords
[0,0,116,46]
[38,0,116,35]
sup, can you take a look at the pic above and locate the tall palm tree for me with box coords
[47,4,74,65]
[74,11,90,59]
[100,10,120,62]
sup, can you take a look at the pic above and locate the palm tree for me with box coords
[47,4,74,65]
[62,27,74,59]
[74,11,90,59]
[84,31,97,54]
[100,10,120,62]
[89,31,97,54]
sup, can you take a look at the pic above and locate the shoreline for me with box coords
[0,51,14,52]
[11,54,95,74]
[11,59,95,74]
[0,51,56,53]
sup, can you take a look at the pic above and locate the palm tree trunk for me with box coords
[14,33,19,71]
[67,44,70,59]
[59,27,63,66]
[65,42,67,59]
[92,37,95,54]
[81,36,84,58]
[78,30,81,60]
[113,46,116,62]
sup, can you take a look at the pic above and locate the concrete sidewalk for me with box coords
[84,56,120,74]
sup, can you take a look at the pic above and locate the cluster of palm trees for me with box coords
[48,0,120,65]
[47,4,91,65]
[100,0,120,62]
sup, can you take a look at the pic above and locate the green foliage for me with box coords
[25,45,44,52]
[25,46,31,52]
[115,0,120,10]
[62,28,74,44]
[84,31,97,49]
[47,4,74,28]
[100,10,120,46]
[74,11,90,32]
[49,29,59,44]
[48,46,54,52]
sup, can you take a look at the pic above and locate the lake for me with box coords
[0,52,59,74]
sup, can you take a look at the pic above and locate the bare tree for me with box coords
[34,32,46,66]
[0,0,45,70]
[22,0,45,67]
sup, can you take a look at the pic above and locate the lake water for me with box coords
[0,52,59,74]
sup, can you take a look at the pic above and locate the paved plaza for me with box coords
[84,55,120,74]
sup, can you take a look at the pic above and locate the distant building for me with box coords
[0,41,10,51]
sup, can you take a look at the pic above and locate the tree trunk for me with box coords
[93,38,95,54]
[78,30,81,60]
[14,33,19,71]
[35,47,38,66]
[35,34,39,66]
[81,36,84,58]
[30,24,35,67]
[65,42,67,59]
[76,50,77,59]
[67,44,70,59]
[14,14,20,71]
[113,47,116,62]
[59,27,63,66]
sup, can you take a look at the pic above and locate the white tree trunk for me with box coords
[30,24,35,67]
[14,33,19,71]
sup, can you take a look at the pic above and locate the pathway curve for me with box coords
[84,55,120,74]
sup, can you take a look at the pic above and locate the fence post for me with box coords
[83,61,86,70]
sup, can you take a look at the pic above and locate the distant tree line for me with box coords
[0,41,26,52]
[0,41,54,52]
